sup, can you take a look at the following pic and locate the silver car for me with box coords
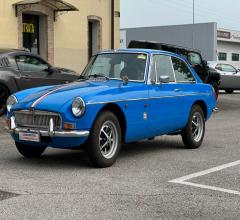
[208,62,240,94]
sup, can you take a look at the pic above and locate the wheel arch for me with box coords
[192,100,208,119]
[96,103,127,143]
[0,82,10,95]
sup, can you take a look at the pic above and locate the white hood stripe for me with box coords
[31,84,76,108]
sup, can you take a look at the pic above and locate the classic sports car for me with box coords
[0,48,79,116]
[6,49,216,168]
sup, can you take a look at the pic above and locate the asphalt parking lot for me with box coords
[0,92,240,219]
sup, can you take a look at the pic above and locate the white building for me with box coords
[217,29,240,68]
[121,23,240,68]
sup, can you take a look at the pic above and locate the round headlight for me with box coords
[72,97,86,117]
[6,95,18,112]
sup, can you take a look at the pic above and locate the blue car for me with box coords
[6,49,216,167]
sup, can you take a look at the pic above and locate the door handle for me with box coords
[174,89,181,92]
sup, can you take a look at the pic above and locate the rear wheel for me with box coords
[225,89,234,94]
[15,142,46,158]
[87,111,121,168]
[181,105,205,149]
[0,84,9,116]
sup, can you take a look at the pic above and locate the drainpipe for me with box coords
[111,0,115,49]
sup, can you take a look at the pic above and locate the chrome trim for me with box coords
[72,97,86,117]
[13,110,62,129]
[86,93,209,105]
[10,127,90,138]
[84,51,149,83]
[7,95,18,112]
[147,53,197,85]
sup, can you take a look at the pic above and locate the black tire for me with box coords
[87,111,121,168]
[0,84,9,116]
[181,105,205,149]
[15,142,46,158]
[212,82,219,99]
[225,89,234,94]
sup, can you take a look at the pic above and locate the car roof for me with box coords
[100,49,188,61]
[128,40,202,54]
[0,48,29,55]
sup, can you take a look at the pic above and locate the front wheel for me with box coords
[15,142,46,158]
[181,105,205,149]
[87,111,121,168]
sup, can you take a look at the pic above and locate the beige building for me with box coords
[0,0,120,72]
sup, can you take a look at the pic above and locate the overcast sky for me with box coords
[120,0,240,30]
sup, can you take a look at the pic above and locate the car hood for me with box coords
[54,67,78,75]
[13,80,122,112]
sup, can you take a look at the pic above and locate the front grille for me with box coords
[14,110,61,129]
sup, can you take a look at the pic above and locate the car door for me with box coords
[15,55,70,90]
[217,64,240,89]
[171,56,199,123]
[148,54,184,137]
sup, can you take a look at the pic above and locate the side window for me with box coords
[150,55,175,83]
[221,64,236,72]
[215,64,223,71]
[172,57,195,82]
[15,55,49,73]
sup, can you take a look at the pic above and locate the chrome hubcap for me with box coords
[99,121,118,159]
[191,112,204,142]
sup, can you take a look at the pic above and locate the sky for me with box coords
[120,0,240,30]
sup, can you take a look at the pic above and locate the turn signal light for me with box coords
[64,122,76,130]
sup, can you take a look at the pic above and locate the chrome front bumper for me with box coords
[6,117,89,138]
[11,128,90,138]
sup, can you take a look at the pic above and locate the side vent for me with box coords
[0,57,10,67]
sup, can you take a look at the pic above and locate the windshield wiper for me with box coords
[78,75,87,80]
[88,73,110,80]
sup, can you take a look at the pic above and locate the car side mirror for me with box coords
[48,67,55,74]
[159,75,170,84]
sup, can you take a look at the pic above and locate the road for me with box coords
[0,92,240,219]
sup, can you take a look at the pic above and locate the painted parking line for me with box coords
[169,160,240,196]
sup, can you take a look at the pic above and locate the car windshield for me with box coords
[81,53,147,81]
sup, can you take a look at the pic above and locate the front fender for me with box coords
[0,73,19,94]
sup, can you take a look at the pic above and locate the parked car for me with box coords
[208,62,240,94]
[0,48,79,116]
[128,40,221,98]
[6,49,216,168]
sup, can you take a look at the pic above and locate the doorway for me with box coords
[22,14,40,55]
[88,19,101,60]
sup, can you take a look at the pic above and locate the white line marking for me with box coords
[169,160,240,196]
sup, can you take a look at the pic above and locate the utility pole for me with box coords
[193,0,195,24]
[192,0,195,48]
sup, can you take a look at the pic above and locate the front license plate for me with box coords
[19,132,40,142]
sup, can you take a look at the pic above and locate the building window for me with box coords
[218,52,227,61]
[232,53,239,61]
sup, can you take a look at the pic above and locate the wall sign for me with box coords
[217,31,231,39]
[23,23,35,33]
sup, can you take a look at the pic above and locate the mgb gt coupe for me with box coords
[6,49,216,167]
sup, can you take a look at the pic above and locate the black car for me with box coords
[128,40,221,99]
[0,49,79,115]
